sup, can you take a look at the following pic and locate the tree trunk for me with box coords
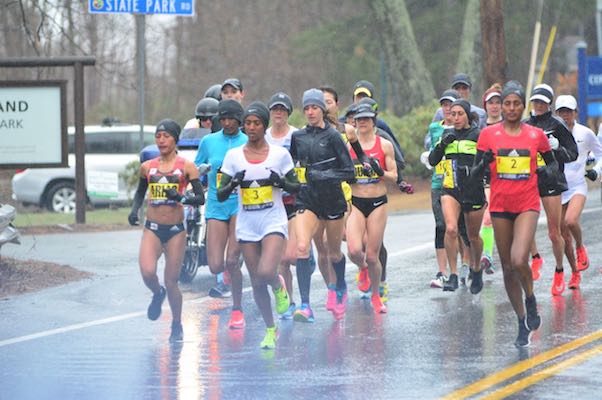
[456,0,484,98]
[480,0,507,87]
[369,0,435,115]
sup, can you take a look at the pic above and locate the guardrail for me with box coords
[0,204,20,251]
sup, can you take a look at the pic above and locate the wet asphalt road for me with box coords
[2,190,602,399]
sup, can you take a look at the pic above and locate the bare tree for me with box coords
[480,0,507,87]
[456,0,484,98]
[369,0,435,114]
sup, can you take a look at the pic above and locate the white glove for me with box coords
[420,151,432,170]
[548,136,559,150]
[197,163,212,176]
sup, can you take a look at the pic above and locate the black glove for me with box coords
[440,130,457,146]
[398,181,414,194]
[231,170,246,187]
[483,149,495,165]
[369,158,385,177]
[128,211,139,226]
[269,170,285,188]
[585,169,598,181]
[165,187,183,202]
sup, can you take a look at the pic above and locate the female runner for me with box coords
[475,83,555,347]
[290,88,355,321]
[346,103,397,313]
[129,119,204,342]
[218,101,299,349]
[428,99,486,294]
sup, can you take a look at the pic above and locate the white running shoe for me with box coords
[430,272,447,288]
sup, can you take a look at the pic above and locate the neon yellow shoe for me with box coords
[260,326,278,349]
[273,275,290,315]
[379,281,389,303]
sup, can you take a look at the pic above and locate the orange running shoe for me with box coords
[568,272,581,289]
[371,294,387,314]
[551,270,565,296]
[357,267,371,292]
[576,246,590,272]
[228,309,246,329]
[530,257,543,281]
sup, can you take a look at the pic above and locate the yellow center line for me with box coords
[441,329,602,399]
[482,343,602,399]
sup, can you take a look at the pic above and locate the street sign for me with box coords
[0,81,67,169]
[88,0,194,16]
[587,57,602,99]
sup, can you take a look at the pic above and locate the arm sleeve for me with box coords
[216,173,235,202]
[130,178,148,214]
[553,120,578,163]
[428,140,445,166]
[183,178,205,205]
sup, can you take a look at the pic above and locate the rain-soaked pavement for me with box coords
[2,190,602,399]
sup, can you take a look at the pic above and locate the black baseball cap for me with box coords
[221,78,243,92]
[268,92,293,114]
[451,73,472,89]
[353,80,376,98]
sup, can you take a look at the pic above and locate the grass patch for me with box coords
[13,207,131,227]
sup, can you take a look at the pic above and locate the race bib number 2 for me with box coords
[497,149,531,180]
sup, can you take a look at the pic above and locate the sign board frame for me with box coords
[88,0,195,16]
[0,80,68,169]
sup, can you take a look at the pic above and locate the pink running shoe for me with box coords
[326,287,336,311]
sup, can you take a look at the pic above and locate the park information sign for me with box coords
[88,0,194,15]
[0,81,67,169]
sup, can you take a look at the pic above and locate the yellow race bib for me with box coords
[216,171,222,189]
[148,183,178,200]
[441,159,455,189]
[241,185,274,211]
[295,167,307,184]
[496,149,531,180]
[434,162,445,179]
[536,153,545,167]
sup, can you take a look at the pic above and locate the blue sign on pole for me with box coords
[88,0,194,16]
[587,57,602,99]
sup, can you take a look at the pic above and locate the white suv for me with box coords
[11,123,155,213]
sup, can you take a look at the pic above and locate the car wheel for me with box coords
[46,181,76,213]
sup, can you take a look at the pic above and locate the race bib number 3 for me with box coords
[241,186,274,211]
[536,153,545,167]
[496,149,531,180]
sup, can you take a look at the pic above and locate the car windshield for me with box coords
[67,131,155,154]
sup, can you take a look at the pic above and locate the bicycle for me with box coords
[179,164,210,283]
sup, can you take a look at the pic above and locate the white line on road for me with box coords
[0,287,253,348]
[2,206,599,348]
